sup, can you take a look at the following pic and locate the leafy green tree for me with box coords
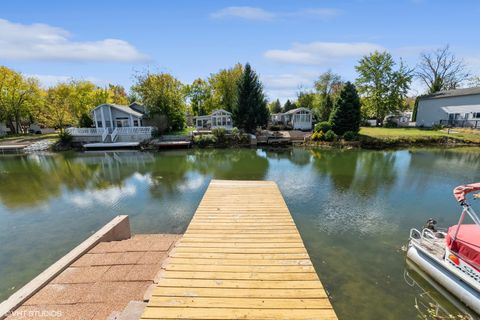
[329,82,361,135]
[233,63,269,132]
[283,99,296,112]
[296,91,318,110]
[355,51,412,123]
[132,72,186,132]
[209,63,243,112]
[0,67,42,133]
[107,84,129,105]
[186,78,214,116]
[314,70,343,97]
[318,93,334,121]
[79,113,94,127]
[41,83,75,130]
[268,99,282,113]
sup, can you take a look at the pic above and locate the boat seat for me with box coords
[446,224,480,269]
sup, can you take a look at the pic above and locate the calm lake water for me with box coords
[1,148,480,319]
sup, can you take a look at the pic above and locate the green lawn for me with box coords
[359,127,480,143]
[166,127,195,136]
[0,133,59,143]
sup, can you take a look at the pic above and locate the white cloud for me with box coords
[211,7,275,21]
[262,72,317,102]
[211,7,339,21]
[26,74,110,88]
[0,19,149,62]
[264,41,385,65]
[289,8,340,20]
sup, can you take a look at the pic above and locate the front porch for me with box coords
[66,127,153,143]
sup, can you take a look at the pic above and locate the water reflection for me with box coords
[1,148,480,319]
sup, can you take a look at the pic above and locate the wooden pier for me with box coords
[141,180,337,319]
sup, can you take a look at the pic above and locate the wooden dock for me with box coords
[141,180,337,319]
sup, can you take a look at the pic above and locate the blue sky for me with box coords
[1,0,479,101]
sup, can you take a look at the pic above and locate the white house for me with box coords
[92,103,145,129]
[67,103,152,144]
[416,87,480,128]
[194,109,233,131]
[271,107,313,131]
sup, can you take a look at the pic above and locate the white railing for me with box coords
[111,128,118,142]
[116,127,153,135]
[66,128,105,136]
[102,129,108,142]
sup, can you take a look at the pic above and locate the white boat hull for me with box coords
[407,244,480,314]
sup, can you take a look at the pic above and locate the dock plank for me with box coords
[140,180,337,319]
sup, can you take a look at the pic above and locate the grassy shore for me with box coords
[358,127,480,148]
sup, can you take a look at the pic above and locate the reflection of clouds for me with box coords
[131,172,154,185]
[69,184,137,208]
[177,175,206,192]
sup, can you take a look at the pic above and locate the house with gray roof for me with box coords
[416,87,480,128]
[67,103,153,146]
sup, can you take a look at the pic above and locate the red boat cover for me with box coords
[446,224,480,268]
[453,182,480,203]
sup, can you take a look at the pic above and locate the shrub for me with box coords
[324,130,337,142]
[212,128,227,144]
[383,120,398,128]
[311,131,324,141]
[314,121,332,133]
[193,134,217,147]
[59,130,72,144]
[431,123,444,130]
[269,124,281,131]
[343,131,358,141]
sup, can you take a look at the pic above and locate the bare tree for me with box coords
[416,45,470,94]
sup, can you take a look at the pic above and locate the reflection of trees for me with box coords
[352,151,397,195]
[311,149,358,190]
[311,149,397,196]
[148,151,192,197]
[405,149,480,194]
[191,149,269,180]
[0,152,157,209]
[263,148,311,167]
[0,154,97,209]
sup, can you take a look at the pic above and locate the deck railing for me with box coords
[439,120,480,128]
[66,128,106,136]
[116,127,153,135]
[111,128,118,142]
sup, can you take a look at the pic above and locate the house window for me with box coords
[115,117,129,127]
[212,117,217,126]
[97,121,103,128]
[473,112,480,119]
[133,120,139,127]
[448,113,460,120]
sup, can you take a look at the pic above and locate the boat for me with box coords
[407,182,480,315]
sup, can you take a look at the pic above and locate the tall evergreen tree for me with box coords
[329,82,361,135]
[233,63,269,132]
[283,99,296,112]
[269,99,282,113]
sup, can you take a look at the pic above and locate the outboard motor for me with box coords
[424,218,437,232]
